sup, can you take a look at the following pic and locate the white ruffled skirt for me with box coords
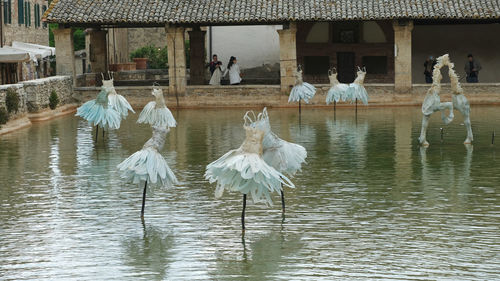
[263,140,307,176]
[205,149,294,205]
[117,147,178,187]
[288,82,316,103]
[137,101,177,128]
[108,93,135,119]
[76,100,121,130]
[326,84,348,104]
[344,84,369,105]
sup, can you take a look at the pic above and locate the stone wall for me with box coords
[0,76,74,117]
[21,76,74,112]
[74,83,500,109]
[0,84,28,120]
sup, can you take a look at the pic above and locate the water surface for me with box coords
[0,107,499,280]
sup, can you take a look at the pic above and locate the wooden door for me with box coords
[337,52,355,83]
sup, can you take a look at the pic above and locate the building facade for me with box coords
[2,0,49,46]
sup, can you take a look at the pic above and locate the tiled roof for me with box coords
[44,0,500,25]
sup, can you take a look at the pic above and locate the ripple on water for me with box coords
[0,107,499,280]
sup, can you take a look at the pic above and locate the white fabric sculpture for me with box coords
[325,68,349,105]
[117,125,178,217]
[418,54,473,146]
[76,84,121,131]
[137,86,177,128]
[102,75,135,119]
[288,65,316,104]
[205,112,294,205]
[344,67,369,105]
[252,108,307,176]
[205,112,296,230]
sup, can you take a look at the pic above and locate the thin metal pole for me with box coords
[241,194,247,231]
[281,189,285,215]
[440,128,444,142]
[492,131,495,145]
[95,125,99,142]
[141,181,147,218]
[299,99,301,114]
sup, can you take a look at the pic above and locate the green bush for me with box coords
[5,88,19,113]
[0,107,8,125]
[49,90,59,110]
[130,45,169,69]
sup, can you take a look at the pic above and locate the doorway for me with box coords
[337,52,355,83]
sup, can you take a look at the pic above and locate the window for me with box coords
[18,0,24,25]
[304,56,330,75]
[333,22,360,43]
[362,56,388,74]
[34,4,40,28]
[42,5,47,28]
[3,0,11,24]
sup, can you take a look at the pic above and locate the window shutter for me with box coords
[3,1,7,24]
[18,0,24,25]
[42,5,46,28]
[28,2,31,26]
[9,0,11,24]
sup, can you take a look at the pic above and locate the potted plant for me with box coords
[130,45,156,70]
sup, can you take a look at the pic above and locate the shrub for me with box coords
[5,88,19,113]
[130,45,169,69]
[49,90,59,110]
[0,107,8,125]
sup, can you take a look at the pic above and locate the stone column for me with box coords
[277,22,298,94]
[393,20,414,92]
[89,29,108,74]
[166,25,187,96]
[53,28,75,78]
[188,28,206,85]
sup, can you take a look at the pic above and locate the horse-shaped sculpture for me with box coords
[418,54,473,146]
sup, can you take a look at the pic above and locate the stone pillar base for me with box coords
[393,20,414,93]
[53,28,76,80]
[166,26,187,96]
[278,23,298,94]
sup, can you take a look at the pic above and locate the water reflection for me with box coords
[0,107,499,280]
[122,222,175,280]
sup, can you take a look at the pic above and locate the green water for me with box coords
[0,107,499,280]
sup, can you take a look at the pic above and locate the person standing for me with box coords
[423,56,436,83]
[464,54,482,83]
[209,61,224,85]
[207,54,221,76]
[224,56,242,85]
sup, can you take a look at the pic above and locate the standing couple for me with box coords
[208,54,242,85]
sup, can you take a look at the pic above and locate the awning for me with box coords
[12,41,56,56]
[0,47,31,63]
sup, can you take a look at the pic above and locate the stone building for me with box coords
[44,0,500,94]
[2,0,49,46]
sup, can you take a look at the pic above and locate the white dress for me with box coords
[103,78,135,119]
[288,69,316,103]
[225,64,242,84]
[205,115,294,205]
[209,67,224,85]
[252,108,307,176]
[344,70,369,105]
[137,87,176,128]
[117,126,178,187]
[325,72,348,105]
[76,86,121,130]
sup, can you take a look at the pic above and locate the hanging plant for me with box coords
[5,88,20,113]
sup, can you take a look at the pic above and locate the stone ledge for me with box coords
[28,104,78,122]
[0,116,31,136]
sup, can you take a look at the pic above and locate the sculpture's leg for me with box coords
[463,112,473,144]
[419,114,431,146]
[141,181,147,218]
[454,95,473,144]
[102,127,105,141]
[281,188,285,215]
[95,126,99,143]
[241,194,247,232]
